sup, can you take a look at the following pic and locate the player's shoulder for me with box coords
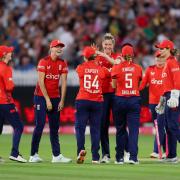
[0,62,8,74]
[133,63,142,69]
[147,65,156,71]
[57,58,68,66]
[57,57,65,62]
[38,56,49,64]
[0,62,6,69]
[76,63,84,72]
[149,65,156,69]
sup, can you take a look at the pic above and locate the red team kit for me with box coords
[0,38,179,164]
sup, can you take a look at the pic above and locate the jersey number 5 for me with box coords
[84,75,99,89]
[125,73,133,88]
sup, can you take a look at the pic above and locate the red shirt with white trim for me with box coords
[34,56,68,98]
[139,65,164,104]
[0,61,14,104]
[76,60,105,102]
[111,61,142,97]
[96,53,120,94]
[162,56,180,93]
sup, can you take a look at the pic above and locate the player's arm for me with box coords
[38,71,52,111]
[172,63,180,90]
[139,68,149,91]
[58,73,67,111]
[96,51,115,65]
[2,67,14,91]
[112,79,117,88]
[111,66,118,88]
[167,60,180,108]
[58,61,68,111]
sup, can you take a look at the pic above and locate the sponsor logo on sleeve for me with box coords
[38,66,45,69]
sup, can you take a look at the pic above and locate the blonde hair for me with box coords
[102,33,115,45]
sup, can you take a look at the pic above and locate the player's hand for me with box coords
[46,98,53,111]
[58,100,64,111]
[114,56,124,65]
[91,43,99,51]
[155,96,166,114]
[96,50,105,57]
[167,90,180,108]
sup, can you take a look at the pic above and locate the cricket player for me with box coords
[156,39,180,163]
[139,50,167,158]
[111,44,142,164]
[0,45,27,163]
[94,33,127,163]
[75,46,105,164]
[29,40,72,163]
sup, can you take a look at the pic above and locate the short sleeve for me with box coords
[76,65,83,77]
[37,59,47,73]
[2,66,14,91]
[61,61,68,74]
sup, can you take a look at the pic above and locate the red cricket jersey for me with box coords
[139,65,164,104]
[76,60,105,102]
[34,56,68,98]
[111,61,142,97]
[162,56,180,93]
[0,61,14,104]
[96,53,120,94]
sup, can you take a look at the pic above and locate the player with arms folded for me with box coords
[111,44,142,165]
[0,45,27,163]
[29,40,72,163]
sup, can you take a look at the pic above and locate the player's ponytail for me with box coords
[123,55,133,61]
[102,33,115,45]
[170,48,179,56]
[86,54,97,61]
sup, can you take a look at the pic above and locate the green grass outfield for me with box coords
[0,134,179,180]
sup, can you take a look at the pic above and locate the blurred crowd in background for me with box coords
[0,0,180,71]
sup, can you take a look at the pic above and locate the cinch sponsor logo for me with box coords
[46,74,60,80]
[151,78,162,85]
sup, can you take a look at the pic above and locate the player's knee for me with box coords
[35,123,45,132]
